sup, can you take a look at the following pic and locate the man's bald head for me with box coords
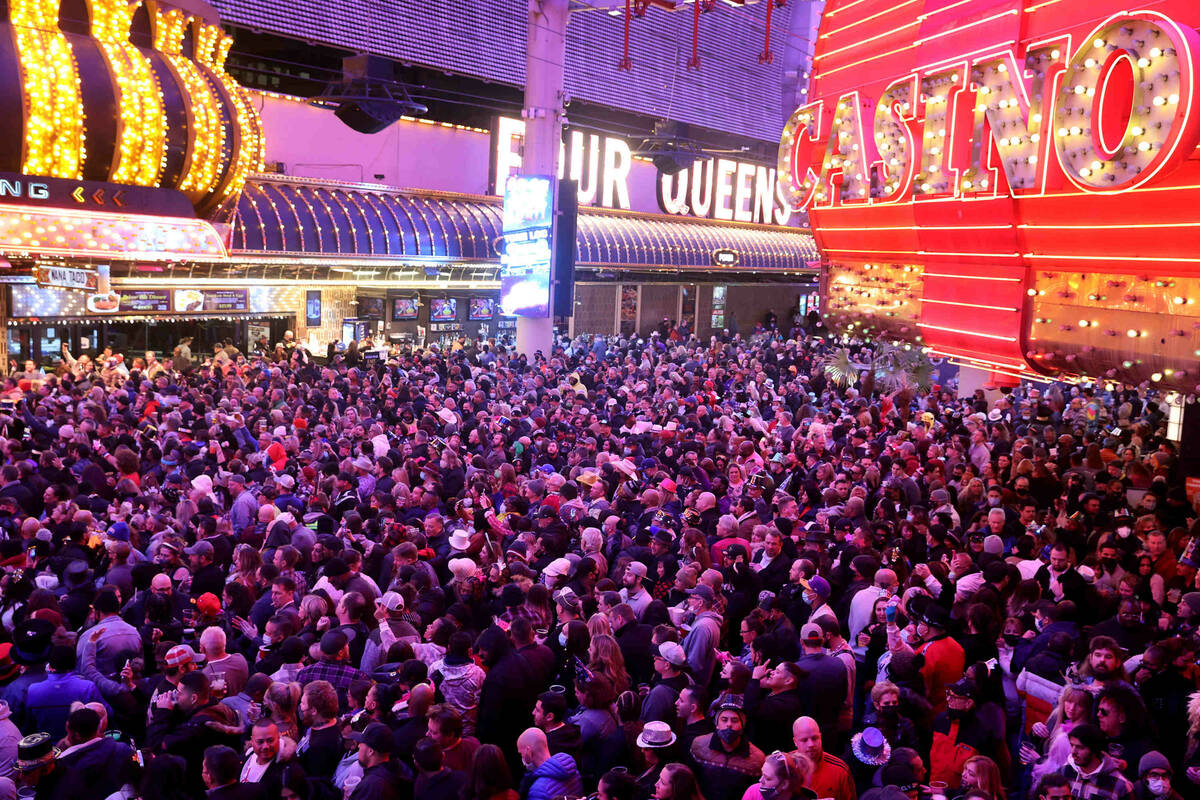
[408,683,434,716]
[151,573,173,592]
[792,716,822,760]
[517,727,549,767]
[875,569,898,590]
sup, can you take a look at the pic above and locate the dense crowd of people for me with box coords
[0,324,1194,800]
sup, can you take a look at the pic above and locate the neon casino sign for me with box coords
[776,3,1200,390]
[779,11,1200,206]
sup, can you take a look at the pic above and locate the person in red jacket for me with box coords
[913,602,965,716]
[929,678,1009,790]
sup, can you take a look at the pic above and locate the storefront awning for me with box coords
[233,176,818,271]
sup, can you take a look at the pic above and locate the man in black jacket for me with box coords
[55,706,134,800]
[744,661,807,754]
[348,722,414,800]
[612,603,654,687]
[475,625,537,769]
[147,671,242,796]
[297,679,344,785]
[202,745,264,800]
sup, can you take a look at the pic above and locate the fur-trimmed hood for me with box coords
[1188,690,1200,737]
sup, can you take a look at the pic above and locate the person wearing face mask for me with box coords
[908,602,965,716]
[929,678,1010,790]
[689,702,765,800]
[799,576,834,626]
[1094,539,1130,600]
[1134,752,1180,800]
[742,750,807,800]
[864,682,919,751]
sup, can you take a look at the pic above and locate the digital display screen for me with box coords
[306,290,322,326]
[500,175,553,318]
[392,297,418,320]
[469,297,495,320]
[359,297,384,318]
[430,298,457,321]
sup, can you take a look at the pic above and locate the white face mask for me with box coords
[1147,778,1168,796]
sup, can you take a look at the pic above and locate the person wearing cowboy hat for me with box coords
[634,720,677,796]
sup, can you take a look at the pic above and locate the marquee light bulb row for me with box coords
[1053,19,1188,189]
[6,0,263,210]
[92,0,168,185]
[154,9,226,196]
[11,0,86,178]
[0,205,227,260]
[202,34,266,202]
[825,260,924,322]
[778,11,1200,207]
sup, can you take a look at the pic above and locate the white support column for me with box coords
[515,0,569,359]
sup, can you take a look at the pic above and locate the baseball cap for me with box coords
[626,561,648,579]
[348,722,394,755]
[378,591,404,612]
[947,677,977,700]
[687,584,715,603]
[799,574,831,598]
[196,593,221,617]
[319,630,350,657]
[183,540,214,559]
[657,641,687,667]
[164,644,204,669]
[554,587,581,613]
[800,622,825,642]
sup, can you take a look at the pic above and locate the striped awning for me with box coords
[233,176,818,271]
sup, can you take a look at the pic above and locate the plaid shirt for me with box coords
[1063,757,1134,800]
[296,659,371,700]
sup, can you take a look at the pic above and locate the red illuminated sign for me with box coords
[779,2,1200,390]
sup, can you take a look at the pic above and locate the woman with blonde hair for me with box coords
[587,613,613,640]
[228,544,261,590]
[958,755,1005,800]
[1025,685,1092,785]
[588,633,630,693]
[263,681,301,742]
[740,750,811,800]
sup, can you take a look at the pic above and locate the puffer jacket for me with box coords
[521,753,583,800]
[431,656,486,734]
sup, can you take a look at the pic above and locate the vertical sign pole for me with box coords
[515,0,569,359]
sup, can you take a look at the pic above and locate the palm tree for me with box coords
[820,342,935,404]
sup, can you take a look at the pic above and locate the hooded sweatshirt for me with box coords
[431,655,486,733]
